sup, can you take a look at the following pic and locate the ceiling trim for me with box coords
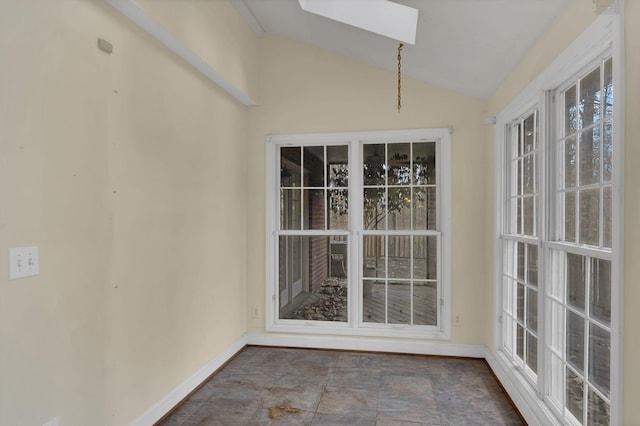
[230,0,265,36]
[106,0,257,106]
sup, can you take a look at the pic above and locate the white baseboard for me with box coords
[484,348,561,426]
[245,332,486,358]
[129,334,247,426]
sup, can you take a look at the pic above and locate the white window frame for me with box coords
[492,5,624,425]
[265,128,452,340]
[500,107,542,387]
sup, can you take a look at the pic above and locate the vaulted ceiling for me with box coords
[232,0,571,99]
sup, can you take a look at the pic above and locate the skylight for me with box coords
[298,0,419,45]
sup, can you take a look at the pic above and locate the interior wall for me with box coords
[104,2,251,423]
[246,34,488,345]
[134,0,259,103]
[0,1,111,424]
[485,0,639,422]
[0,0,253,424]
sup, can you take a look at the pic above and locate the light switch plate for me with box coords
[9,246,39,280]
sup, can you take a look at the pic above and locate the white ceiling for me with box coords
[232,0,572,99]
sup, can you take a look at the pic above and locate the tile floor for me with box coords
[158,346,525,426]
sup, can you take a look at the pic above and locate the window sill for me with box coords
[266,321,450,340]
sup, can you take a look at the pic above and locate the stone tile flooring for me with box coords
[158,346,525,426]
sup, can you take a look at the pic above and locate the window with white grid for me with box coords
[266,129,451,340]
[495,10,621,424]
[545,57,614,426]
[501,111,540,382]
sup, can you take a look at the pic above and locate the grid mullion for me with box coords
[324,146,328,231]
[582,256,591,425]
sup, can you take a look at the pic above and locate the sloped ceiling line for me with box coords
[106,0,257,106]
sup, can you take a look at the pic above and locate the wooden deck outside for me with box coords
[281,275,438,326]
[363,281,437,325]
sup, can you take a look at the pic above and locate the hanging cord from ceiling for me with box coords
[397,43,403,113]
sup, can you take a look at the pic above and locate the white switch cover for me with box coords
[9,246,39,280]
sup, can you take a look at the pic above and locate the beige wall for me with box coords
[246,34,488,345]
[0,1,111,424]
[0,0,251,424]
[134,0,259,103]
[485,0,640,422]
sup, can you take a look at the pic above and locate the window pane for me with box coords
[516,324,524,360]
[565,85,577,135]
[517,159,523,195]
[580,188,601,246]
[388,143,411,185]
[304,146,325,187]
[603,119,612,183]
[565,191,577,242]
[527,244,538,286]
[327,145,348,187]
[363,144,385,186]
[590,258,611,325]
[363,235,386,278]
[523,196,534,235]
[413,236,437,280]
[565,137,577,188]
[524,114,536,153]
[579,126,601,186]
[589,323,610,397]
[527,288,538,332]
[330,236,348,279]
[279,236,348,322]
[280,147,301,187]
[580,67,601,129]
[328,189,348,230]
[413,281,437,326]
[388,236,411,279]
[388,281,411,324]
[388,188,411,230]
[523,154,535,194]
[364,188,386,230]
[603,58,613,118]
[413,187,437,230]
[587,388,610,426]
[517,242,525,281]
[567,253,586,311]
[550,250,566,300]
[304,189,325,230]
[517,197,522,234]
[517,283,525,323]
[603,186,612,248]
[363,280,385,323]
[413,142,436,185]
[567,310,585,373]
[567,368,585,423]
[280,189,301,230]
[527,332,538,374]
